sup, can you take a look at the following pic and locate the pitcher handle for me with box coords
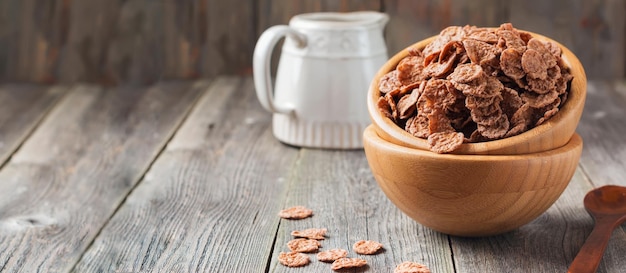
[253,25,306,114]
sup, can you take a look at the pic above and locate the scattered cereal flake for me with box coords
[427,132,465,154]
[500,48,525,80]
[291,228,327,240]
[397,55,427,85]
[427,109,455,133]
[466,93,502,109]
[287,238,321,253]
[470,76,502,98]
[496,26,526,50]
[447,63,484,84]
[477,114,510,139]
[405,114,430,138]
[466,28,498,44]
[379,70,402,94]
[331,257,368,271]
[377,96,393,120]
[316,249,348,262]
[521,49,548,80]
[278,206,313,220]
[542,40,562,57]
[278,251,310,267]
[508,103,534,133]
[470,107,503,126]
[535,97,561,126]
[526,75,557,95]
[394,261,432,273]
[500,87,523,118]
[463,39,499,67]
[527,38,557,67]
[386,93,400,121]
[519,31,533,44]
[397,88,421,119]
[521,89,559,108]
[353,240,384,255]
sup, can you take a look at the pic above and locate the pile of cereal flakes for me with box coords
[377,23,573,153]
[278,206,431,273]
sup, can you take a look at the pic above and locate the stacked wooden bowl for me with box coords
[363,31,586,236]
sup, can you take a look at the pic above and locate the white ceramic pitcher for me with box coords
[253,11,389,149]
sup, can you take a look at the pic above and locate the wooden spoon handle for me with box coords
[568,218,616,273]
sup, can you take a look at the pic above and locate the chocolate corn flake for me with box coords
[353,240,384,255]
[377,23,573,153]
[331,257,368,271]
[278,252,310,267]
[379,70,402,94]
[317,249,348,262]
[287,238,321,253]
[279,206,313,219]
[291,228,327,240]
[500,48,525,80]
[522,49,549,80]
[394,261,432,273]
[427,132,465,154]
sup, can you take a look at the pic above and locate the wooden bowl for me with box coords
[367,32,587,155]
[363,125,583,236]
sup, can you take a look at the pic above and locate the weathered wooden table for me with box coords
[0,77,625,273]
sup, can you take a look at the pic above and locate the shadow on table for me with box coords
[448,207,593,271]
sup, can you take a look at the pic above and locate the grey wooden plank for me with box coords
[451,171,626,273]
[71,77,300,272]
[58,0,121,83]
[60,0,206,85]
[615,80,626,99]
[449,170,610,273]
[0,82,202,272]
[383,0,510,57]
[510,0,625,80]
[0,0,67,83]
[203,0,257,77]
[269,149,454,273]
[576,81,626,187]
[0,85,65,165]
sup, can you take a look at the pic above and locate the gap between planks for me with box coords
[0,86,68,170]
[67,80,213,273]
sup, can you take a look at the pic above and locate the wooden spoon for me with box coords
[568,185,626,273]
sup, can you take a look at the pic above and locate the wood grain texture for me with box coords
[71,78,301,272]
[0,82,201,272]
[0,0,68,83]
[0,78,624,272]
[510,0,625,80]
[568,185,626,273]
[364,126,582,236]
[577,81,626,187]
[0,85,65,165]
[451,172,626,273]
[60,0,207,84]
[268,148,455,272]
[203,0,256,77]
[383,0,510,56]
[0,0,624,83]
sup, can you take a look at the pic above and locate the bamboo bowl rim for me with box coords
[367,30,587,155]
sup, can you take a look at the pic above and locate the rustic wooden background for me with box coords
[0,0,624,85]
